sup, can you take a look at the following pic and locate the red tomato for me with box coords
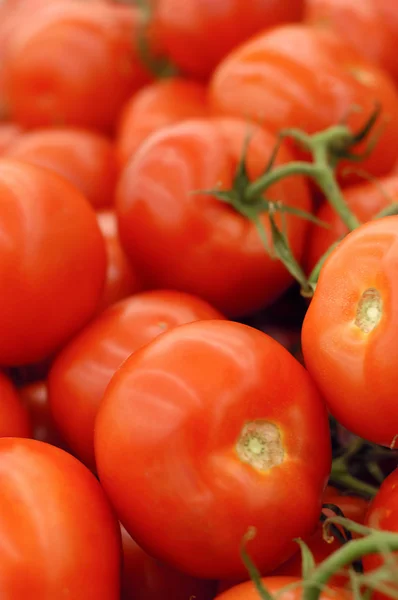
[95,320,331,579]
[0,438,121,599]
[302,216,398,447]
[3,3,152,131]
[151,0,304,80]
[49,290,225,471]
[218,486,369,593]
[116,117,312,317]
[121,525,217,600]
[19,381,67,449]
[0,371,31,438]
[305,0,398,84]
[272,487,369,587]
[96,210,143,313]
[117,77,209,167]
[215,576,351,600]
[363,468,398,599]
[209,25,398,177]
[305,175,398,273]
[5,127,117,208]
[0,160,106,366]
[0,123,22,155]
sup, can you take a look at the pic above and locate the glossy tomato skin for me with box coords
[272,487,369,587]
[19,381,67,449]
[151,0,304,80]
[49,290,225,471]
[209,25,398,177]
[0,123,22,155]
[121,526,217,600]
[95,320,331,579]
[305,175,398,273]
[215,576,351,600]
[3,3,152,131]
[0,160,106,366]
[363,468,398,595]
[116,117,312,317]
[5,127,117,208]
[305,0,398,84]
[117,77,209,167]
[302,216,398,447]
[96,210,143,313]
[0,371,31,438]
[0,438,121,599]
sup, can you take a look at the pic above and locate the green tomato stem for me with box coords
[303,532,398,600]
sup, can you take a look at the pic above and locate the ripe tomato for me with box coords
[117,77,209,167]
[3,3,152,131]
[95,320,331,579]
[0,371,31,438]
[5,127,117,208]
[0,160,106,366]
[116,117,311,317]
[272,487,369,587]
[96,210,142,312]
[121,526,217,600]
[49,290,224,471]
[19,381,67,449]
[151,0,304,80]
[305,0,398,84]
[0,438,121,599]
[302,216,398,447]
[215,576,351,600]
[0,123,22,155]
[305,175,398,273]
[209,25,398,177]
[363,468,398,598]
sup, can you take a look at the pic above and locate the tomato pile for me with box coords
[1,1,398,599]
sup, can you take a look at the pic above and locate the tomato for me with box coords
[95,320,331,579]
[0,438,121,599]
[305,0,398,84]
[19,381,67,449]
[96,210,143,313]
[49,290,224,471]
[305,175,398,273]
[363,468,398,598]
[0,371,31,438]
[5,127,117,208]
[272,487,369,587]
[0,123,22,155]
[116,77,209,167]
[215,576,351,600]
[302,216,398,447]
[0,159,106,366]
[3,3,152,131]
[116,117,311,317]
[151,0,304,80]
[209,25,398,177]
[121,525,217,600]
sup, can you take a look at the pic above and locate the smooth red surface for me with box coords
[116,117,312,317]
[5,127,117,208]
[0,438,121,599]
[215,576,351,600]
[95,320,331,579]
[209,24,398,177]
[117,77,209,167]
[302,216,398,446]
[3,3,152,131]
[0,159,106,366]
[96,210,142,313]
[49,290,225,471]
[152,0,304,79]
